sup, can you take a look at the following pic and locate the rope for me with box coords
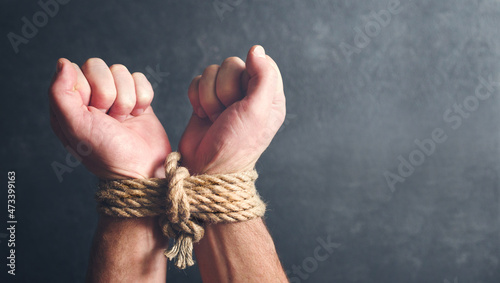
[95,152,266,269]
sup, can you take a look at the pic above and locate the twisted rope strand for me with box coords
[96,152,266,269]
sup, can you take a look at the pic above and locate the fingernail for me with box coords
[57,60,63,73]
[253,45,266,58]
[133,108,144,116]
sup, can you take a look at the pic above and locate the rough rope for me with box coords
[95,152,266,269]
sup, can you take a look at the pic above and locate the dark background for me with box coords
[1,0,499,282]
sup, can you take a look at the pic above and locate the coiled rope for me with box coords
[96,152,266,269]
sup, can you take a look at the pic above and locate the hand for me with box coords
[49,58,171,180]
[179,45,286,174]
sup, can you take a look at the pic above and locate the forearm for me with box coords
[180,45,287,282]
[194,218,288,283]
[86,216,167,283]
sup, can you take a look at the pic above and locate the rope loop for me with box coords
[96,152,266,269]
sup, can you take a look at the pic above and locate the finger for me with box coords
[216,57,246,107]
[131,72,154,116]
[48,58,88,139]
[188,75,207,118]
[265,54,284,92]
[178,114,212,173]
[71,63,91,106]
[244,45,284,115]
[199,65,225,122]
[81,58,117,113]
[108,64,136,121]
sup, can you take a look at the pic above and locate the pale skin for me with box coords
[49,45,288,282]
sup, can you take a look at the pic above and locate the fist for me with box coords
[179,45,286,174]
[49,58,171,180]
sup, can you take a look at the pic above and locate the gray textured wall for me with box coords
[1,0,499,282]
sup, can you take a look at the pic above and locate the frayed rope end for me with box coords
[164,235,195,269]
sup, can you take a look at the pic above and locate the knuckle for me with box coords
[222,56,242,66]
[110,64,129,73]
[133,73,153,91]
[188,84,198,99]
[216,85,238,105]
[202,64,220,77]
[198,75,211,88]
[100,89,117,101]
[189,75,201,89]
[188,84,200,107]
[121,97,136,110]
[198,92,218,111]
[132,72,146,79]
[136,89,153,104]
[83,57,106,69]
[216,86,229,98]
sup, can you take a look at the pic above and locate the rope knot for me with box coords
[160,152,204,269]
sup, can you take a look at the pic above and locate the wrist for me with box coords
[152,164,166,178]
[180,158,257,175]
[97,216,167,251]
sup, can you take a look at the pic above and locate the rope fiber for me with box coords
[96,152,266,269]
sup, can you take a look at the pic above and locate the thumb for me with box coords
[243,45,283,115]
[49,58,88,140]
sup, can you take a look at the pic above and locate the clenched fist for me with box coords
[179,45,286,174]
[49,58,171,180]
